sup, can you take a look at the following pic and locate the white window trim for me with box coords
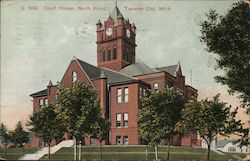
[124,87,129,103]
[117,88,122,103]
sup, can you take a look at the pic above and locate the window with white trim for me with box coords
[124,87,129,103]
[116,113,121,128]
[143,88,146,96]
[39,99,44,107]
[153,83,159,93]
[117,88,122,103]
[116,136,121,145]
[123,136,128,145]
[72,71,77,84]
[44,98,49,107]
[123,113,128,128]
[139,87,142,100]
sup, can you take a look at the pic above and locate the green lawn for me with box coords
[41,146,244,161]
[0,147,39,160]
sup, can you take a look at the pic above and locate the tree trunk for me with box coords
[154,145,158,160]
[5,142,7,158]
[167,138,170,161]
[73,136,77,161]
[78,141,81,161]
[48,143,51,160]
[146,144,148,161]
[206,141,211,161]
[100,141,103,161]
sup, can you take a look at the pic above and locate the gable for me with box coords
[61,59,93,87]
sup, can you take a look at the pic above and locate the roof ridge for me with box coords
[101,67,138,80]
[157,64,178,69]
[76,58,98,69]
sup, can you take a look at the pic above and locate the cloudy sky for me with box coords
[1,0,248,129]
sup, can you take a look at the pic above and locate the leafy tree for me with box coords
[92,117,110,161]
[200,1,250,109]
[10,121,29,147]
[178,94,247,161]
[138,88,185,160]
[27,104,64,159]
[0,123,11,158]
[200,2,250,159]
[57,82,101,144]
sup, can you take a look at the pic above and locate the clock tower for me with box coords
[96,4,136,71]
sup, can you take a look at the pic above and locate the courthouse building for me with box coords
[30,5,199,147]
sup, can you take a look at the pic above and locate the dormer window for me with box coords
[72,71,77,84]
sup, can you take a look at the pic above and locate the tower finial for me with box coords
[115,0,117,7]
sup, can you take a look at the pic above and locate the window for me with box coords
[122,48,126,60]
[124,88,129,103]
[117,88,122,103]
[90,137,94,145]
[139,87,142,99]
[44,98,49,107]
[55,94,59,106]
[228,147,236,152]
[116,113,121,128]
[72,71,77,84]
[107,50,111,61]
[153,83,159,93]
[116,136,121,145]
[143,88,146,96]
[102,51,106,62]
[113,48,117,59]
[39,99,44,107]
[123,113,128,128]
[123,136,128,145]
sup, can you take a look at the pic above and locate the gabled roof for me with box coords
[216,140,238,148]
[30,89,47,97]
[156,64,178,76]
[76,58,101,80]
[119,62,157,76]
[75,58,137,85]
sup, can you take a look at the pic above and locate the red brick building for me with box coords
[30,5,199,147]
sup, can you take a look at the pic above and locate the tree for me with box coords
[57,82,101,161]
[138,88,185,160]
[57,82,101,144]
[0,123,11,158]
[178,94,247,161]
[10,121,29,148]
[92,117,110,161]
[200,2,250,159]
[27,104,64,159]
[200,1,250,109]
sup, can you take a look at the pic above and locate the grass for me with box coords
[0,147,39,160]
[40,146,244,161]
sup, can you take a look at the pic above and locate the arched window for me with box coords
[72,71,77,84]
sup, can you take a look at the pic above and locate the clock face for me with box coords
[126,29,130,38]
[106,28,112,36]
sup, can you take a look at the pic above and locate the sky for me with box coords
[1,0,249,130]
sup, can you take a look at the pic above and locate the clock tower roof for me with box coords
[110,5,124,20]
